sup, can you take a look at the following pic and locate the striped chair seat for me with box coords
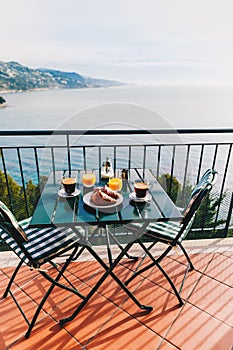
[146,218,194,244]
[0,217,85,266]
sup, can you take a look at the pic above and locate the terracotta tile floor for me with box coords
[0,240,233,350]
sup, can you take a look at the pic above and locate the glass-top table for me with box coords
[30,168,182,236]
[29,168,183,325]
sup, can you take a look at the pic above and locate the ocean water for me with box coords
[0,85,233,190]
[1,84,233,130]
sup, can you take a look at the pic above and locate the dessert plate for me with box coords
[83,191,123,209]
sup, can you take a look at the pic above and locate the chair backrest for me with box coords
[0,201,33,263]
[181,169,217,231]
[191,169,217,197]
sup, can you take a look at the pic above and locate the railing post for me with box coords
[66,134,71,175]
[224,192,233,237]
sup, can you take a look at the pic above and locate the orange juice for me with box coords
[82,172,96,187]
[108,178,122,191]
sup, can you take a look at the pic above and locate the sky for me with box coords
[1,0,233,85]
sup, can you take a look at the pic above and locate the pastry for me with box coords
[91,186,119,205]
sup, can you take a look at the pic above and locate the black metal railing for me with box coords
[0,128,233,238]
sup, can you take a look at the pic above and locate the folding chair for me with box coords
[125,168,218,306]
[0,200,86,338]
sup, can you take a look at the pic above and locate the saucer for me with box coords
[129,192,152,203]
[58,188,80,198]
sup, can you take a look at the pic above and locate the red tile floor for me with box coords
[0,239,233,350]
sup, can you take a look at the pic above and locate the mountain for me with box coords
[0,61,123,92]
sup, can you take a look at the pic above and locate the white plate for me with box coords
[129,192,152,203]
[83,191,123,210]
[58,188,80,198]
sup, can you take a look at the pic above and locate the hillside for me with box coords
[0,61,123,92]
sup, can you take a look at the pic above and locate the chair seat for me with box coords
[0,218,85,266]
[146,221,187,244]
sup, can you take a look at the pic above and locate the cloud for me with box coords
[1,0,233,85]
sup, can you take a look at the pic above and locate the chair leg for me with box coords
[107,227,139,261]
[49,246,86,291]
[155,260,184,306]
[25,245,85,338]
[125,241,184,306]
[2,259,24,298]
[178,243,194,270]
[125,242,172,285]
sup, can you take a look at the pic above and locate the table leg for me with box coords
[59,240,153,326]
[105,225,113,265]
[106,227,139,261]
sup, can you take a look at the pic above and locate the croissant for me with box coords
[91,186,119,205]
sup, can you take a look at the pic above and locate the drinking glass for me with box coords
[82,170,96,187]
[108,177,122,191]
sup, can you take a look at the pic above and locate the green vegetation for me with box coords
[0,61,122,92]
[226,229,233,237]
[158,173,182,203]
[0,170,43,251]
[158,173,226,239]
[0,170,43,220]
[187,194,226,239]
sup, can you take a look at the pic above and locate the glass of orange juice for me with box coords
[82,170,96,187]
[108,177,122,191]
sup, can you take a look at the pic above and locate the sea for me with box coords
[1,84,233,130]
[1,84,233,191]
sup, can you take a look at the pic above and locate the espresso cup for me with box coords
[134,179,149,198]
[62,177,77,195]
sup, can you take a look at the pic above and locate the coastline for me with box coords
[0,84,126,95]
[0,88,51,94]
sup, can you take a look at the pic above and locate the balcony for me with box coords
[0,129,233,349]
[1,238,233,349]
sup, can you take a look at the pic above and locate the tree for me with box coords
[158,173,181,204]
[158,172,226,237]
[0,172,45,251]
[25,179,40,213]
[0,170,21,211]
[0,170,41,220]
[187,193,226,239]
